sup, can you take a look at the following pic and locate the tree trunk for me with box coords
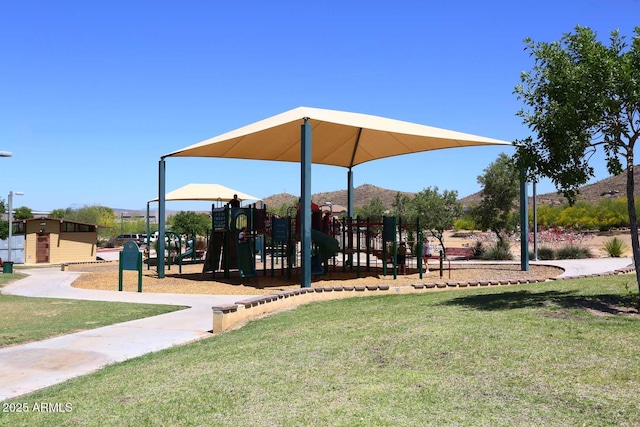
[625,163,640,309]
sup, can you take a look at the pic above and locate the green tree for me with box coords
[13,206,32,220]
[49,205,117,239]
[76,206,116,227]
[49,208,73,219]
[596,198,631,229]
[267,202,297,218]
[454,213,477,231]
[354,197,387,221]
[472,153,520,246]
[391,192,414,221]
[413,187,461,250]
[514,26,640,304]
[0,204,32,239]
[168,211,211,236]
[534,204,563,229]
[0,197,6,240]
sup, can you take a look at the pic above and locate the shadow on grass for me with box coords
[443,289,638,316]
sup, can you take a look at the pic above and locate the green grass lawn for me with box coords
[0,273,185,348]
[0,271,26,286]
[2,275,640,426]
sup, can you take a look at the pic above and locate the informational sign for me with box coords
[383,216,396,242]
[213,208,227,230]
[272,218,289,243]
[121,241,140,270]
[119,241,142,292]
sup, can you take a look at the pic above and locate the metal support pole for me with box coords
[146,202,151,270]
[520,168,529,271]
[347,168,354,219]
[7,191,23,263]
[533,180,538,261]
[158,159,166,278]
[7,192,13,263]
[417,218,422,280]
[347,169,354,267]
[300,118,312,288]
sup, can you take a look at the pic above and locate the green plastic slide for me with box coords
[236,241,256,278]
[311,229,339,262]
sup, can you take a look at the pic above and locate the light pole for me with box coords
[7,191,24,263]
[533,180,538,261]
[120,211,128,235]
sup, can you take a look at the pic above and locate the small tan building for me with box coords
[15,217,98,264]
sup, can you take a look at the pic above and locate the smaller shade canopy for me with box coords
[148,183,261,203]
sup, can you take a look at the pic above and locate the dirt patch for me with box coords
[447,229,633,258]
[69,261,564,295]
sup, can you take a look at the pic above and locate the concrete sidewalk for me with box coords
[0,268,251,401]
[0,258,634,401]
[533,258,633,277]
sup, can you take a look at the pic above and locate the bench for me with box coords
[422,247,473,279]
[444,247,473,261]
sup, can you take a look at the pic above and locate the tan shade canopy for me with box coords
[148,183,261,203]
[164,106,511,167]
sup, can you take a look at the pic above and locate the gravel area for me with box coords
[70,261,564,295]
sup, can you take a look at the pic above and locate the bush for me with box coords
[601,237,628,257]
[555,244,593,259]
[471,241,485,259]
[103,238,116,249]
[481,241,513,260]
[453,217,476,231]
[533,246,556,260]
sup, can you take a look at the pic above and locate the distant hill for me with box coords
[459,167,640,207]
[261,193,299,208]
[263,184,416,210]
[260,168,640,212]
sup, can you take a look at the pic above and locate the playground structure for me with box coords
[201,205,259,279]
[318,215,446,280]
[194,200,442,282]
[147,199,445,284]
[147,207,456,284]
[145,230,183,271]
[200,204,324,280]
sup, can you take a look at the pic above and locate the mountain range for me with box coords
[262,184,416,210]
[263,167,640,210]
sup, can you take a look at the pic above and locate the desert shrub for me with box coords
[454,216,476,231]
[471,241,485,258]
[534,246,556,260]
[555,244,593,259]
[481,241,513,260]
[598,224,612,232]
[601,237,628,257]
[450,231,475,238]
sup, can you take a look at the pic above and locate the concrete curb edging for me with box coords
[211,266,635,334]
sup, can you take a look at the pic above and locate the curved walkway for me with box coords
[0,258,633,401]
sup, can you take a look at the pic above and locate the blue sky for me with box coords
[1,0,638,212]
